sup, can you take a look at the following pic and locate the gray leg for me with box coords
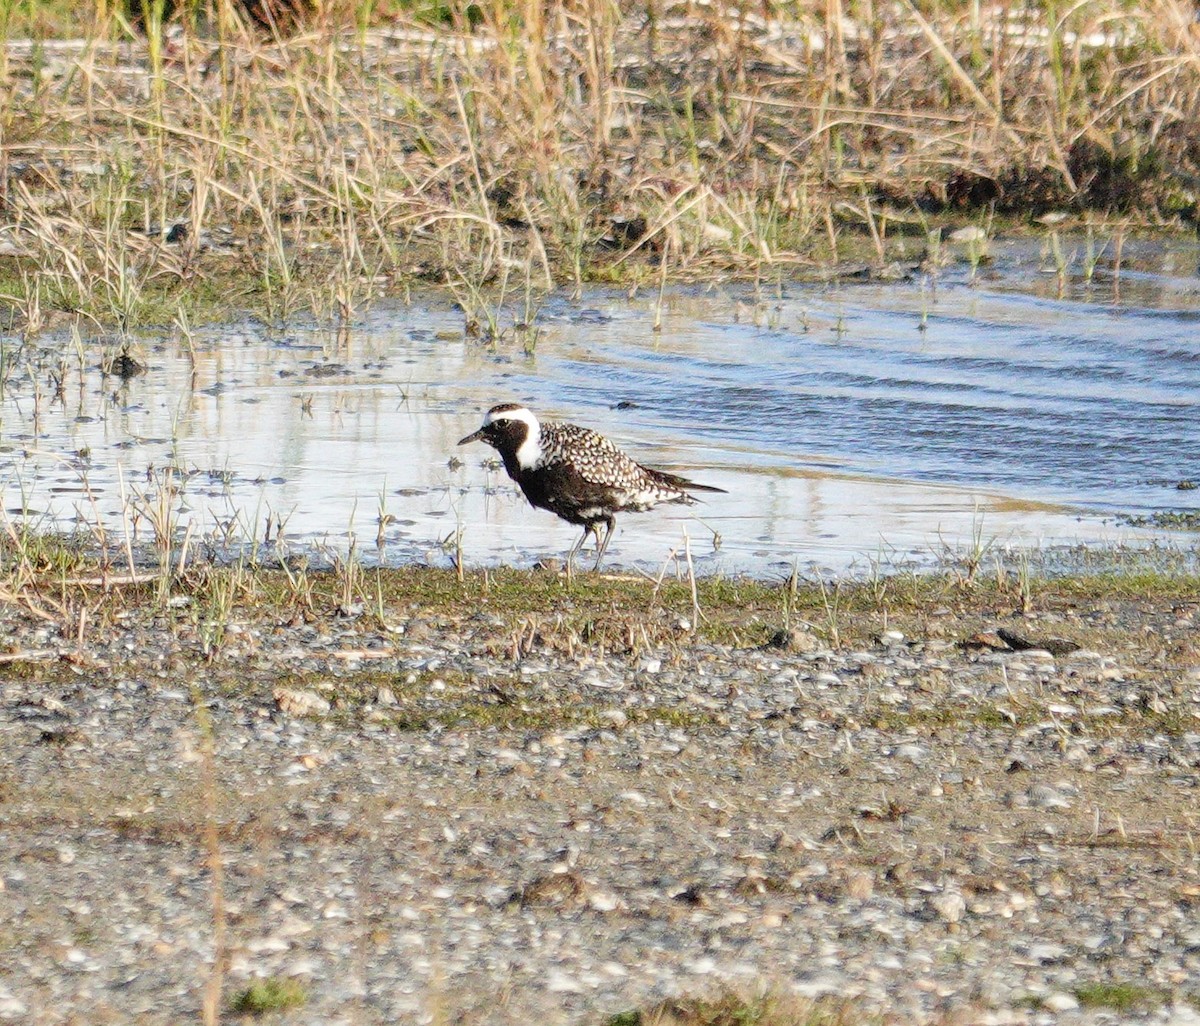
[592,516,616,570]
[567,524,591,570]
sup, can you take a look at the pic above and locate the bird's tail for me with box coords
[648,468,727,495]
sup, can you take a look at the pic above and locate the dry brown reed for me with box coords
[0,1,1197,333]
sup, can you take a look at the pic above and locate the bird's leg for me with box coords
[566,524,591,574]
[587,523,603,570]
[592,516,616,571]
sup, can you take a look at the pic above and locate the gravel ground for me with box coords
[3,580,1200,1025]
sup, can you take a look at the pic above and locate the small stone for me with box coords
[1028,942,1067,962]
[895,743,929,764]
[702,222,733,243]
[1042,992,1079,1012]
[545,971,584,993]
[588,891,619,912]
[930,890,967,923]
[599,709,627,728]
[845,871,874,900]
[245,935,290,953]
[273,687,330,717]
[766,628,820,652]
[962,631,1008,651]
[0,996,29,1017]
[1064,649,1105,665]
[1028,784,1071,810]
[276,917,313,938]
[376,686,397,706]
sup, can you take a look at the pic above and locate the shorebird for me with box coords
[458,403,725,569]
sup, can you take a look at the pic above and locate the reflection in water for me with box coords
[0,237,1197,575]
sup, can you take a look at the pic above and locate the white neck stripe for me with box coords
[484,406,542,469]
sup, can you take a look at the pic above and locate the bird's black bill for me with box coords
[457,429,484,445]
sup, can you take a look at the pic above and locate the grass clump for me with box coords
[605,990,865,1026]
[1118,511,1200,531]
[1072,981,1166,1012]
[231,977,308,1015]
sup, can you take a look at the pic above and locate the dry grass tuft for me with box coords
[0,1,1199,334]
[605,989,874,1026]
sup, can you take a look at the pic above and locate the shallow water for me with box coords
[1,235,1198,576]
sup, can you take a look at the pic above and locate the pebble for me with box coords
[894,743,929,764]
[1042,992,1079,1012]
[273,687,330,717]
[1064,650,1105,665]
[930,891,967,924]
[588,891,619,912]
[246,936,291,953]
[1028,784,1072,810]
[0,996,28,1019]
[599,709,627,728]
[1027,943,1068,963]
[845,871,874,900]
[546,971,585,994]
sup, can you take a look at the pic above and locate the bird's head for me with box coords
[458,403,543,468]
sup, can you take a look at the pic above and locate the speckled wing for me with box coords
[539,423,692,511]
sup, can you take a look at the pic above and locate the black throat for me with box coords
[483,418,535,480]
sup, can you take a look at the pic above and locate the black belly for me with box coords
[512,463,616,526]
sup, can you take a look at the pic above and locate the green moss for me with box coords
[231,978,308,1015]
[1073,982,1165,1012]
[866,704,1017,732]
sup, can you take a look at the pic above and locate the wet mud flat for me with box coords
[2,567,1200,1024]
